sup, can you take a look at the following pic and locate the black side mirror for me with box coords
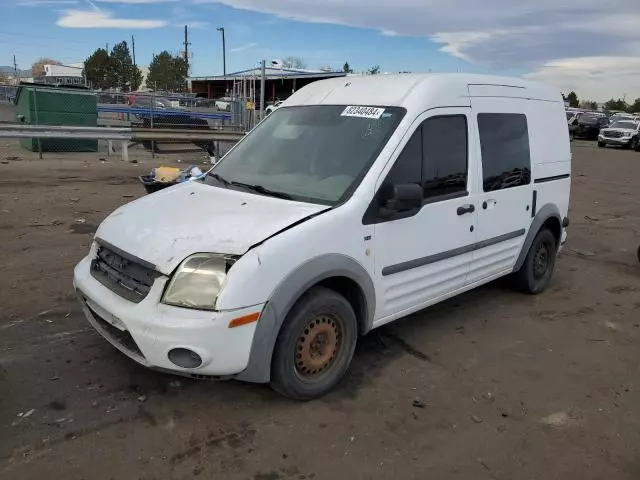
[382,183,423,214]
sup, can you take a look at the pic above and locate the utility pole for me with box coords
[131,35,137,91]
[183,25,191,71]
[217,27,226,76]
[13,55,18,79]
[131,35,136,67]
[260,59,266,121]
[106,43,109,53]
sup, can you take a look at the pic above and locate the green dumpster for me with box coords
[15,84,98,152]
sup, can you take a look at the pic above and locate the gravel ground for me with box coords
[1,140,639,480]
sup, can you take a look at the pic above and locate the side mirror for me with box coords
[383,183,423,214]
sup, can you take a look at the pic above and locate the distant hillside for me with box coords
[0,66,31,77]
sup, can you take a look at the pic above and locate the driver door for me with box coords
[368,109,479,325]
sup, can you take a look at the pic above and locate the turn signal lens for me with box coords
[228,312,260,328]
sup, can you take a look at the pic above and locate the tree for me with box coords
[31,58,61,78]
[627,98,640,113]
[579,100,598,111]
[108,41,141,91]
[83,48,111,90]
[566,91,579,108]
[282,56,306,69]
[603,98,628,112]
[343,62,353,74]
[367,65,380,75]
[146,51,188,92]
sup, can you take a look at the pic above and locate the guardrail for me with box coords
[0,124,245,161]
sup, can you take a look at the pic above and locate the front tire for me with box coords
[512,229,557,294]
[598,141,605,148]
[629,137,638,151]
[270,287,358,400]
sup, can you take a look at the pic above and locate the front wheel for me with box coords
[598,141,605,148]
[270,287,358,400]
[512,229,557,294]
[629,137,638,151]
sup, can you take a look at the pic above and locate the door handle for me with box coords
[457,204,475,216]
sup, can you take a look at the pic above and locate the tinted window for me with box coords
[478,113,531,192]
[385,127,422,186]
[422,116,468,199]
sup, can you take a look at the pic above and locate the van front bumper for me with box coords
[73,255,263,377]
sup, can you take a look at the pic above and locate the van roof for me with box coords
[285,73,562,109]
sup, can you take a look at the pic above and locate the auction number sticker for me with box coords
[341,106,385,119]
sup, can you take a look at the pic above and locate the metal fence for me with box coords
[0,84,257,160]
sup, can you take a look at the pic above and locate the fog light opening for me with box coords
[168,348,203,369]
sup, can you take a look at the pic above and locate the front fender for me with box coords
[235,254,375,383]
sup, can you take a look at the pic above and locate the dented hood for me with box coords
[95,181,328,274]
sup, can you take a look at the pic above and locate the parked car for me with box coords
[73,74,571,399]
[572,113,609,140]
[215,97,232,111]
[127,94,172,110]
[598,120,640,149]
[133,112,215,155]
[265,100,283,115]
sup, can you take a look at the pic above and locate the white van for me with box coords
[74,74,571,399]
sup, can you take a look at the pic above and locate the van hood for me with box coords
[95,181,328,274]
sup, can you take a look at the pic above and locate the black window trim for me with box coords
[363,113,470,225]
[477,112,532,193]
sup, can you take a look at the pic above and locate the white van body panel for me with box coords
[73,73,571,383]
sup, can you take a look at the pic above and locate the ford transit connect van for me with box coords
[74,74,571,399]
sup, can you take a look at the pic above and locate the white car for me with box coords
[598,120,640,149]
[74,74,571,399]
[265,101,283,115]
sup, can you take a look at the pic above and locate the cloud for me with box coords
[57,9,167,28]
[526,57,640,102]
[230,42,258,53]
[94,0,178,3]
[18,0,78,4]
[198,1,640,96]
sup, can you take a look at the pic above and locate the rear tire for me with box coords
[512,229,557,294]
[270,287,358,400]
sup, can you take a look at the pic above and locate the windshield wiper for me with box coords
[208,172,231,187]
[230,181,294,200]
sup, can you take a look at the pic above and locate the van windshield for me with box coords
[206,105,405,205]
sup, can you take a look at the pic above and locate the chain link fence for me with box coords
[0,84,249,161]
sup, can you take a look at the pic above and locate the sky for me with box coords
[1,0,639,102]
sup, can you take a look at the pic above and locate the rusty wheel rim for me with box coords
[295,315,342,378]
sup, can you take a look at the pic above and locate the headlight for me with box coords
[162,254,237,310]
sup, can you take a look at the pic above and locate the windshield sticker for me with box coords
[341,106,385,119]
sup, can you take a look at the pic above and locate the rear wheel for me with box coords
[512,229,557,294]
[270,287,358,400]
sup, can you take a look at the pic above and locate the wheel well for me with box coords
[316,276,368,335]
[541,216,561,248]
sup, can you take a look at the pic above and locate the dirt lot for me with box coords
[1,140,639,480]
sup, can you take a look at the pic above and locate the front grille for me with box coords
[90,244,160,303]
[86,304,145,360]
[604,131,624,138]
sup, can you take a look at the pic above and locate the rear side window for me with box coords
[478,113,531,192]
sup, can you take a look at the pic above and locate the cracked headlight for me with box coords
[162,254,236,310]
